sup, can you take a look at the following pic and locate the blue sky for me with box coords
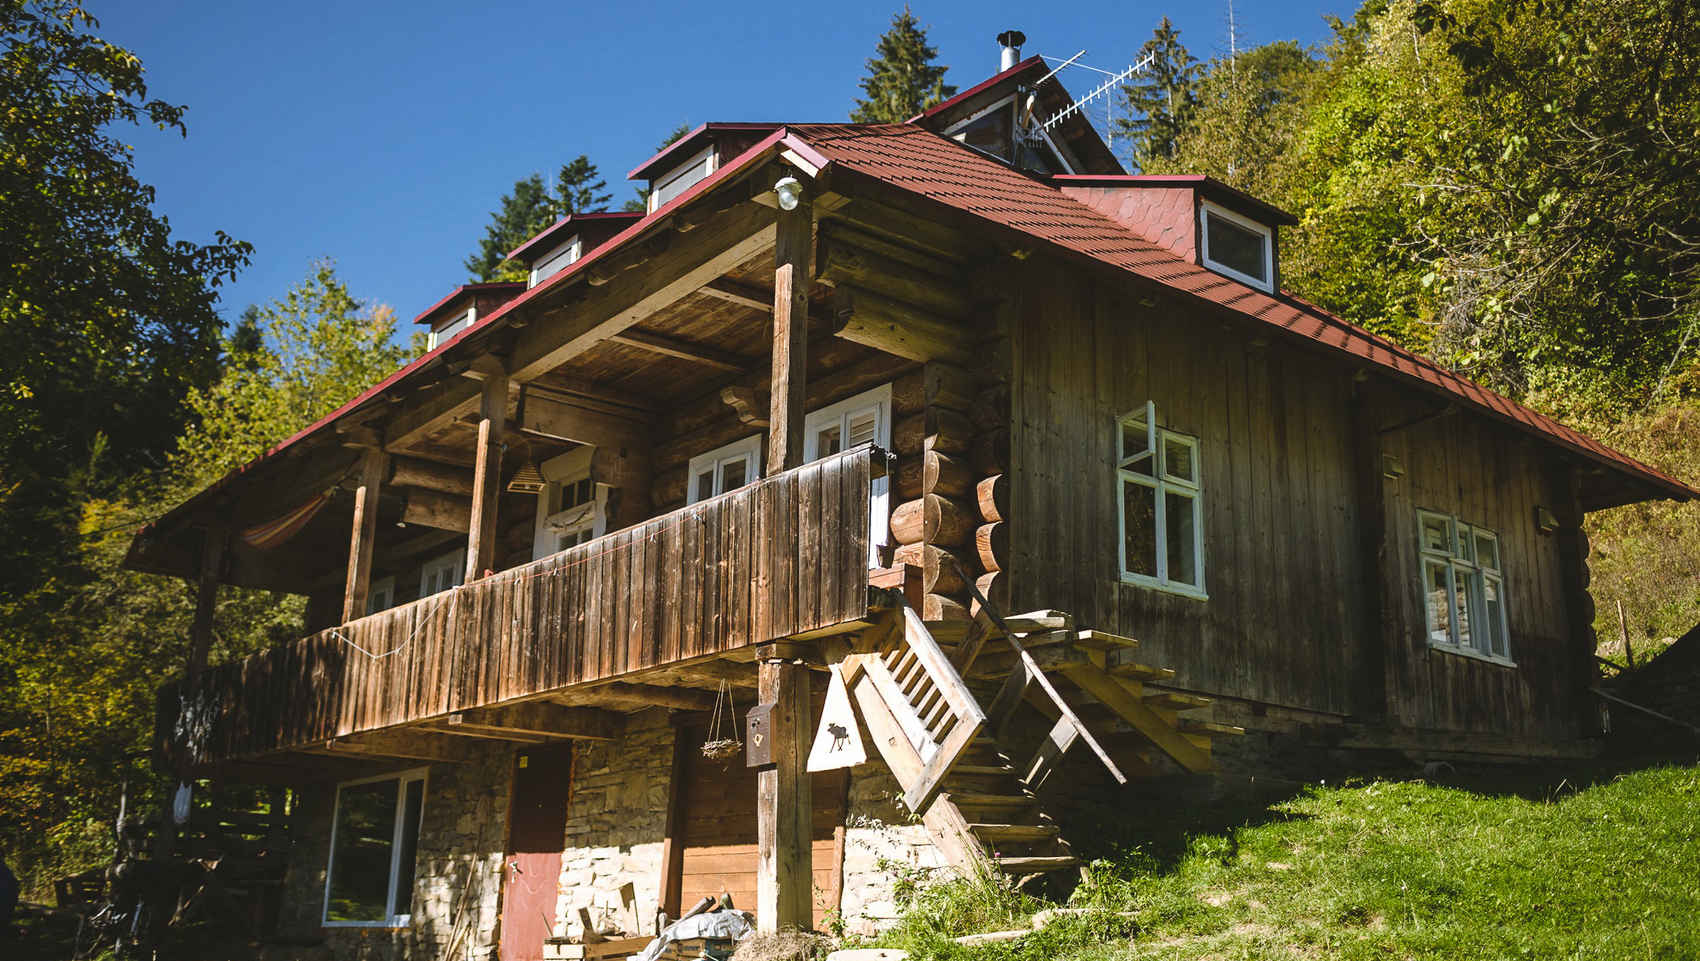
[98,1,1347,330]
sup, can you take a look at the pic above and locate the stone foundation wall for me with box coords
[268,751,512,961]
[837,765,948,935]
[552,709,675,938]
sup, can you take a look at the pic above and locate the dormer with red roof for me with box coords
[505,210,644,288]
[628,122,783,214]
[413,281,524,350]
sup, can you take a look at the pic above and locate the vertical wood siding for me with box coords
[1380,415,1580,738]
[1008,260,1582,738]
[161,449,876,767]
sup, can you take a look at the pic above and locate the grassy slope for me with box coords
[877,764,1700,960]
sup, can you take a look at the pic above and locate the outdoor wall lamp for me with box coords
[774,176,804,211]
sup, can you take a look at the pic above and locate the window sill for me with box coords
[323,919,412,930]
[1427,643,1517,669]
[1119,573,1209,602]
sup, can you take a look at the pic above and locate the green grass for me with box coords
[874,764,1700,960]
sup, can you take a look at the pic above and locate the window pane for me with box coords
[1455,525,1475,563]
[390,780,424,918]
[1475,532,1499,571]
[1121,479,1157,578]
[719,458,746,492]
[327,781,399,922]
[694,470,714,502]
[1423,560,1453,645]
[1164,490,1199,587]
[1484,576,1508,657]
[1205,212,1268,282]
[1420,515,1452,554]
[1119,418,1150,463]
[816,424,842,456]
[1452,564,1474,650]
[1162,435,1195,484]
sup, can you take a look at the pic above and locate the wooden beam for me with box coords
[507,202,777,383]
[465,367,507,582]
[756,658,813,932]
[385,378,484,453]
[701,277,774,311]
[306,729,488,765]
[831,285,976,367]
[400,488,472,533]
[767,194,811,474]
[389,456,474,496]
[659,728,692,918]
[518,385,652,449]
[445,702,621,740]
[579,683,718,712]
[342,447,387,622]
[720,385,770,427]
[608,328,750,372]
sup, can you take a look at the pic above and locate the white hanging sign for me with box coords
[807,664,867,772]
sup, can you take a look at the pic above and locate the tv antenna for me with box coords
[1022,50,1157,141]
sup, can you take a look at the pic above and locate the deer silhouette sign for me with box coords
[827,722,850,751]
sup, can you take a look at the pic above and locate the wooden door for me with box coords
[501,743,574,961]
[675,727,846,925]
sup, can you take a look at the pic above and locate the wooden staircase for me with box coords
[843,598,1241,888]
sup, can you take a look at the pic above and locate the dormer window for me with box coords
[426,308,475,350]
[528,235,582,289]
[1199,200,1274,292]
[648,146,716,213]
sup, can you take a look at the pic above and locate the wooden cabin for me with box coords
[131,44,1694,961]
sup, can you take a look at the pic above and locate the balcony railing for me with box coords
[159,447,880,769]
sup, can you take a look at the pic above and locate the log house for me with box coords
[127,42,1695,961]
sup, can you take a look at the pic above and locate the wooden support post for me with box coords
[766,191,811,475]
[343,447,387,622]
[466,365,509,582]
[756,659,812,931]
[187,525,226,685]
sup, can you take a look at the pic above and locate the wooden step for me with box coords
[950,764,1017,776]
[1178,718,1246,736]
[992,855,1079,873]
[945,792,1036,811]
[1108,660,1175,682]
[1072,629,1139,651]
[1002,610,1074,634]
[1145,690,1212,711]
[967,823,1061,843]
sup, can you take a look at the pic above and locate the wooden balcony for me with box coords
[158,447,882,772]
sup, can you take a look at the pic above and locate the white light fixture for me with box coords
[774,176,803,211]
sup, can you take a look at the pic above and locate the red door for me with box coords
[501,743,574,961]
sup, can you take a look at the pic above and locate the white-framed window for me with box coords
[1418,510,1513,663]
[419,547,464,598]
[1117,402,1206,599]
[426,307,475,351]
[323,769,426,927]
[804,384,892,565]
[687,434,761,504]
[1198,200,1274,292]
[528,235,582,288]
[539,473,602,555]
[648,146,716,213]
[367,576,395,615]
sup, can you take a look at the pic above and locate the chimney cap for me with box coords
[997,29,1026,49]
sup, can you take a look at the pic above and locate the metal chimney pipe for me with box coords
[997,30,1026,72]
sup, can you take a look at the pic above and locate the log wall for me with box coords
[160,448,878,768]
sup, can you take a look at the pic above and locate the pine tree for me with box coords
[1116,18,1203,170]
[851,7,957,123]
[464,155,612,281]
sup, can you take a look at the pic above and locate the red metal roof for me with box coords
[786,122,1694,500]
